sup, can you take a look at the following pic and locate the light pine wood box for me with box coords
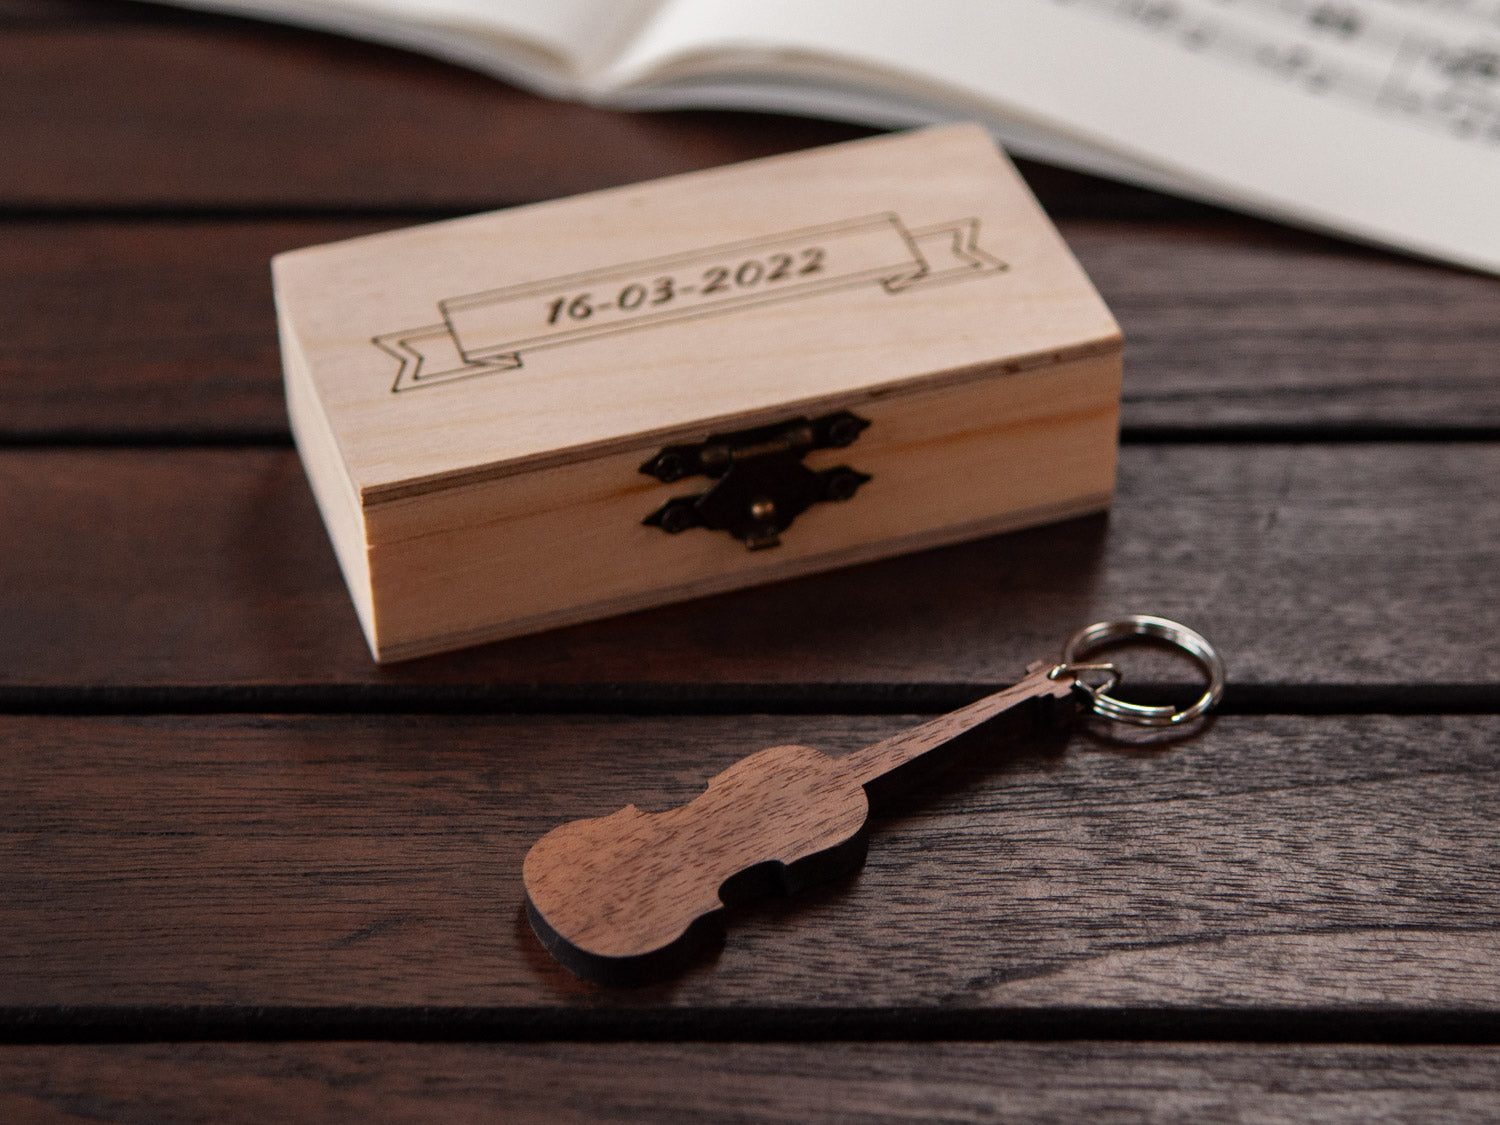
[273,125,1122,662]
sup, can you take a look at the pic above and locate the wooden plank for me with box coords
[1073,222,1500,430]
[0,23,872,211]
[0,10,1187,218]
[5,1042,1500,1123]
[0,219,385,439]
[0,444,1494,690]
[5,218,1495,440]
[1,712,1497,1012]
[5,2,1493,251]
[0,0,134,23]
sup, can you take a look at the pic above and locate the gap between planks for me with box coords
[6,1005,1500,1046]
[5,713,1497,1011]
[5,427,1500,449]
[2,444,1495,689]
[0,682,1498,717]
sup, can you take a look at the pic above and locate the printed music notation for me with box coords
[1051,0,1500,144]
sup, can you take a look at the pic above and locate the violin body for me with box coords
[523,742,870,983]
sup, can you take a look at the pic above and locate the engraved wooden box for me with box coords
[273,125,1122,662]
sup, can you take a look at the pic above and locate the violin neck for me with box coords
[838,664,1078,791]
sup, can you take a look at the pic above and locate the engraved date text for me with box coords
[544,247,826,325]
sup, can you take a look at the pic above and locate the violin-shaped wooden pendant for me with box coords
[524,615,1224,983]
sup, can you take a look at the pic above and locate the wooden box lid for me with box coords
[274,124,1122,661]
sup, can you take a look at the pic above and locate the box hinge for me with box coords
[640,411,872,550]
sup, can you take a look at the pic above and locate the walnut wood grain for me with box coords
[1072,223,1500,430]
[5,13,1494,439]
[0,5,1382,226]
[0,0,149,22]
[4,2,1496,1116]
[524,741,872,982]
[0,10,1182,219]
[0,0,128,22]
[0,219,393,439]
[0,444,1494,690]
[523,669,1074,981]
[5,1042,1500,1123]
[3,218,1495,440]
[2,712,1498,1011]
[0,21,872,211]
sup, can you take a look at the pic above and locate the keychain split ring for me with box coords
[1056,615,1225,727]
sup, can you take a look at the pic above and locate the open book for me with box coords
[155,0,1500,274]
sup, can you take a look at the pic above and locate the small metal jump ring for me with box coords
[1046,661,1121,697]
[1059,615,1225,727]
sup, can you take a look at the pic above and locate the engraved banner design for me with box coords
[375,213,1004,392]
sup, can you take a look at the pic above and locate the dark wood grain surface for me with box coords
[6,1042,1500,1124]
[3,445,1495,693]
[5,0,1499,1120]
[2,712,1497,1015]
[8,218,1499,438]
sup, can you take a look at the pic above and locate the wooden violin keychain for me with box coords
[524,615,1225,983]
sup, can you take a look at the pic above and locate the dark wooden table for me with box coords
[5,2,1500,1120]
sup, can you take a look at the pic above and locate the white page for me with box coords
[608,0,1500,273]
[603,67,1220,200]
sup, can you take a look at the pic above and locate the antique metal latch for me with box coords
[640,411,872,550]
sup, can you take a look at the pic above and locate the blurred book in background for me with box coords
[149,0,1500,274]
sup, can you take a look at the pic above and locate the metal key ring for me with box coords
[1057,615,1225,727]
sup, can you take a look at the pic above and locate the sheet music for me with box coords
[608,0,1500,271]
[1056,0,1500,146]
